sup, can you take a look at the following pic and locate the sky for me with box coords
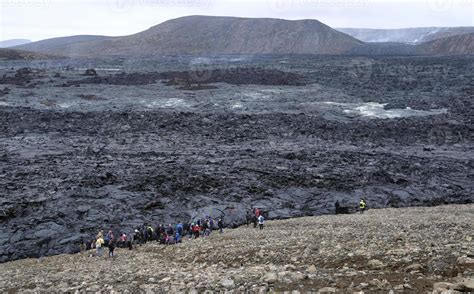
[0,0,473,41]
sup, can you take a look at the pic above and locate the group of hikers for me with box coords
[86,215,257,258]
[245,207,266,229]
[85,201,365,258]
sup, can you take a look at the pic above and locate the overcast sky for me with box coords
[0,0,473,41]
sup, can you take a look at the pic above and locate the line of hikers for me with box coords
[85,201,367,258]
[87,217,226,258]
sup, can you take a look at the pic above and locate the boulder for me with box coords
[84,69,97,76]
[433,282,455,292]
[457,256,474,265]
[454,278,474,292]
[220,278,235,288]
[262,272,278,284]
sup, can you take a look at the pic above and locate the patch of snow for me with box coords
[320,102,448,119]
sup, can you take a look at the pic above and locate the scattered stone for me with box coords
[317,287,337,293]
[457,256,474,265]
[453,278,474,292]
[405,263,424,272]
[367,259,385,269]
[307,265,317,273]
[433,282,455,292]
[220,278,235,288]
[262,272,278,284]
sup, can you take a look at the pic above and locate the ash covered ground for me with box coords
[0,55,473,262]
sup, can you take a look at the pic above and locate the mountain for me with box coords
[417,33,474,55]
[13,35,111,55]
[0,39,31,48]
[0,48,58,60]
[338,27,474,43]
[14,16,363,56]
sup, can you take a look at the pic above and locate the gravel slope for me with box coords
[1,204,473,293]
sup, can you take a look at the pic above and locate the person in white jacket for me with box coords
[258,215,265,230]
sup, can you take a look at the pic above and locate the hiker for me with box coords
[193,223,200,238]
[209,218,215,231]
[255,207,260,218]
[246,209,253,227]
[202,219,210,237]
[258,215,265,230]
[252,215,258,228]
[105,230,114,246]
[143,225,148,243]
[176,222,184,236]
[335,200,340,214]
[175,232,182,244]
[188,223,194,238]
[159,233,167,245]
[218,218,224,234]
[146,225,154,242]
[359,199,367,214]
[108,238,116,258]
[86,239,93,251]
[96,235,104,257]
[118,233,127,248]
[167,224,174,236]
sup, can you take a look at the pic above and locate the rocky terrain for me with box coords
[0,205,473,293]
[0,54,472,263]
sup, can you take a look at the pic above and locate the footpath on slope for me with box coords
[0,205,473,293]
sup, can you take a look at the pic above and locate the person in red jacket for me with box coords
[193,224,201,238]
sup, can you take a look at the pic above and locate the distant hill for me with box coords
[0,48,58,60]
[14,16,363,56]
[337,27,474,43]
[417,33,474,55]
[0,39,31,48]
[13,35,111,55]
